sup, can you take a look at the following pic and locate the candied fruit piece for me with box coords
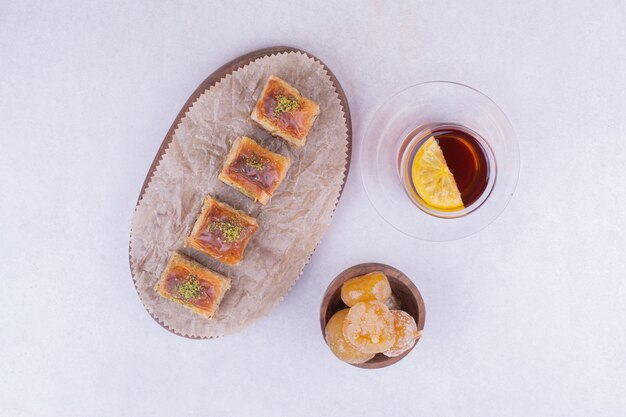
[343,300,396,354]
[384,293,402,310]
[383,310,421,357]
[340,271,392,307]
[325,309,375,364]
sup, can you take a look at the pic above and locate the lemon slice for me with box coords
[411,137,464,210]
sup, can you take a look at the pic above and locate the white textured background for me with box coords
[1,1,625,416]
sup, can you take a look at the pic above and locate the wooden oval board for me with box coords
[129,47,352,338]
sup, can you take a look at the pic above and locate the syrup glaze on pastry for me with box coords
[251,76,320,147]
[186,195,258,265]
[228,141,283,192]
[154,251,231,319]
[219,136,290,205]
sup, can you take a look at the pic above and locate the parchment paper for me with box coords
[129,51,349,338]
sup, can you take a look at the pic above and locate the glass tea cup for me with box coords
[360,81,519,241]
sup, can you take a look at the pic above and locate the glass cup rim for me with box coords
[383,80,517,130]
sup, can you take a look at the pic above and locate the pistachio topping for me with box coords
[243,153,266,170]
[209,220,244,243]
[176,274,202,300]
[274,94,300,116]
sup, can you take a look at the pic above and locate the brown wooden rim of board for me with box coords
[319,263,426,369]
[129,46,353,338]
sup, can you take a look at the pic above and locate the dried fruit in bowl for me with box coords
[340,271,392,307]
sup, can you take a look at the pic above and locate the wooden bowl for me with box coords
[319,263,426,369]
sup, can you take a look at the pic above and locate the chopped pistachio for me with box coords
[209,220,244,243]
[176,274,202,300]
[243,153,266,170]
[274,94,300,116]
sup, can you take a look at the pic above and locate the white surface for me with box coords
[1,1,625,416]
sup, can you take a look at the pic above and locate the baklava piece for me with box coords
[219,136,291,205]
[185,195,258,265]
[154,251,231,319]
[251,75,320,147]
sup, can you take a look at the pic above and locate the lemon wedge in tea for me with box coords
[411,137,464,211]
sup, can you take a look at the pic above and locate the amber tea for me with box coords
[399,124,493,216]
